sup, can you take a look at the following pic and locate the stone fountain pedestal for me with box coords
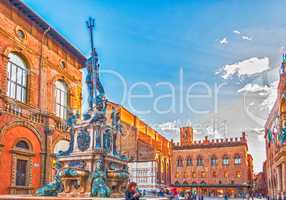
[56,119,129,198]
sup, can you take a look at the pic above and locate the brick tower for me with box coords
[180,127,193,146]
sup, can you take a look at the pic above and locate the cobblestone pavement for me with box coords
[0,195,267,200]
[180,198,266,200]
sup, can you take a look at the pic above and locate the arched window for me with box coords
[7,53,27,102]
[224,171,228,178]
[192,172,196,178]
[177,156,183,167]
[186,156,192,166]
[212,171,217,177]
[15,140,29,150]
[201,171,206,178]
[223,155,229,166]
[211,155,217,166]
[55,80,68,119]
[197,155,204,166]
[234,154,241,165]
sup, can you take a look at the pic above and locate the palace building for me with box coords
[106,102,172,188]
[0,0,257,196]
[171,127,253,197]
[264,56,286,200]
[0,0,85,194]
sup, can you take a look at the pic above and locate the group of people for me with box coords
[184,191,205,200]
[124,183,231,200]
[125,183,179,200]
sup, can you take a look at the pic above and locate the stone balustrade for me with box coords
[0,94,67,132]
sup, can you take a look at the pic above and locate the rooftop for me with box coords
[8,0,86,64]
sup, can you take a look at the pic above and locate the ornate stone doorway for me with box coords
[0,125,42,194]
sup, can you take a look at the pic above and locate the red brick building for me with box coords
[253,172,267,197]
[107,102,172,187]
[264,56,286,200]
[171,127,253,197]
[0,0,85,194]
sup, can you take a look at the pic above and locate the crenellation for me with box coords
[173,127,253,196]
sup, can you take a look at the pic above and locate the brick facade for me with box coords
[0,0,84,194]
[106,102,172,186]
[171,128,253,197]
[264,58,286,200]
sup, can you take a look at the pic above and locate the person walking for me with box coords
[125,182,141,200]
[169,188,179,200]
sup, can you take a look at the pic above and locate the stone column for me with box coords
[282,162,286,198]
[277,165,282,199]
[40,152,48,185]
[158,155,161,185]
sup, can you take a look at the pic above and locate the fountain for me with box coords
[36,18,129,198]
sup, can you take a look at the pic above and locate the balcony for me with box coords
[0,94,67,132]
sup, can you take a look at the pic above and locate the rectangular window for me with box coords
[211,159,217,166]
[7,61,27,102]
[223,159,229,166]
[235,158,241,165]
[16,159,28,186]
[55,87,68,119]
[197,159,204,166]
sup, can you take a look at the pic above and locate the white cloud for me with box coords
[242,35,252,41]
[219,37,228,45]
[233,30,241,34]
[232,30,253,40]
[218,57,270,79]
[206,127,223,138]
[261,80,278,112]
[238,83,270,94]
[155,121,180,132]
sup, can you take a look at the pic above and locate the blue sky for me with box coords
[22,0,286,172]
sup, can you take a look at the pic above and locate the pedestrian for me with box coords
[224,194,228,200]
[169,188,179,200]
[125,182,141,200]
[187,192,193,200]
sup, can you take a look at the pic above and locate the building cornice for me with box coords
[173,141,247,150]
[7,0,86,64]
